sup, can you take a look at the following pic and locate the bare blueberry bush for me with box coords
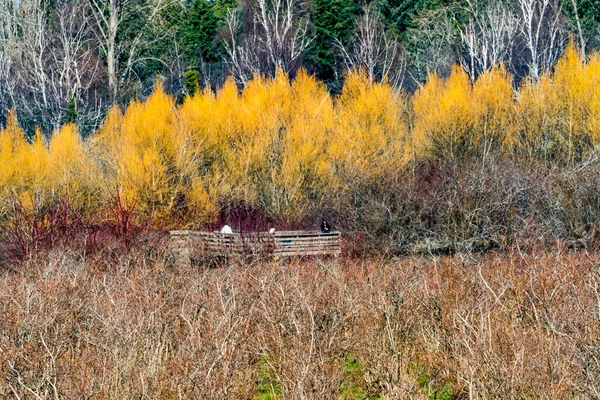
[1,246,599,398]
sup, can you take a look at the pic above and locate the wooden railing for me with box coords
[170,230,341,265]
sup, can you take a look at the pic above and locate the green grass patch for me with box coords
[253,359,282,400]
[412,362,456,400]
[340,352,381,400]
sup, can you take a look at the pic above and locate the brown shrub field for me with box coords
[1,245,599,399]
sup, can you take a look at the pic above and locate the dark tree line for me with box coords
[1,0,599,135]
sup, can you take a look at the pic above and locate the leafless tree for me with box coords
[88,0,175,101]
[517,0,565,80]
[51,0,106,130]
[224,0,312,85]
[337,6,407,89]
[5,0,105,132]
[11,0,57,126]
[224,10,261,85]
[406,6,457,85]
[0,1,19,118]
[459,0,519,80]
[569,0,586,57]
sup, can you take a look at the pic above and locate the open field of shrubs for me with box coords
[1,245,599,398]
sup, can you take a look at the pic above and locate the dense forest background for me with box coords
[0,0,597,135]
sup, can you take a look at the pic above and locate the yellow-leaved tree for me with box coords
[6,44,600,231]
[413,66,475,161]
[216,70,334,222]
[48,124,99,212]
[471,65,515,162]
[413,64,515,162]
[329,71,410,185]
[516,42,600,163]
[91,82,216,225]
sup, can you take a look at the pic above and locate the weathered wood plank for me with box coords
[275,242,340,249]
[275,249,341,257]
[169,229,342,263]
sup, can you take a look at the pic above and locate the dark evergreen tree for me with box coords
[184,69,201,95]
[563,0,600,53]
[180,0,219,66]
[213,0,238,20]
[308,0,360,89]
[65,97,77,125]
[160,0,237,90]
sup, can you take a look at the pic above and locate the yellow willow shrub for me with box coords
[231,72,290,202]
[178,78,241,218]
[185,175,220,224]
[178,78,241,166]
[411,73,443,157]
[47,124,99,211]
[88,106,128,210]
[204,76,278,204]
[90,105,123,176]
[0,112,34,218]
[471,66,515,158]
[0,113,55,219]
[585,54,600,149]
[414,65,515,161]
[0,112,27,196]
[274,70,333,219]
[329,71,410,187]
[91,83,215,225]
[217,70,333,222]
[551,42,598,162]
[21,132,51,211]
[0,117,96,219]
[585,54,600,147]
[413,66,475,161]
[88,105,123,211]
[120,85,191,222]
[515,75,559,160]
[516,43,600,162]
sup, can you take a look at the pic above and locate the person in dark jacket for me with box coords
[320,218,331,233]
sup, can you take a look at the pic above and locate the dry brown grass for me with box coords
[1,246,599,399]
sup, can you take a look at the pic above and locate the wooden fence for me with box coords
[170,230,341,265]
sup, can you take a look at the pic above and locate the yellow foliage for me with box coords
[18,131,51,214]
[515,75,558,159]
[4,45,600,227]
[414,65,515,161]
[0,114,52,216]
[48,124,92,208]
[217,69,334,220]
[471,66,515,155]
[329,71,409,184]
[516,41,600,162]
[96,82,206,223]
[0,111,27,195]
[0,114,98,218]
[414,66,472,161]
[585,54,600,146]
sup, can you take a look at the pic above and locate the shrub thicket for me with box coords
[1,249,599,398]
[3,44,600,253]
